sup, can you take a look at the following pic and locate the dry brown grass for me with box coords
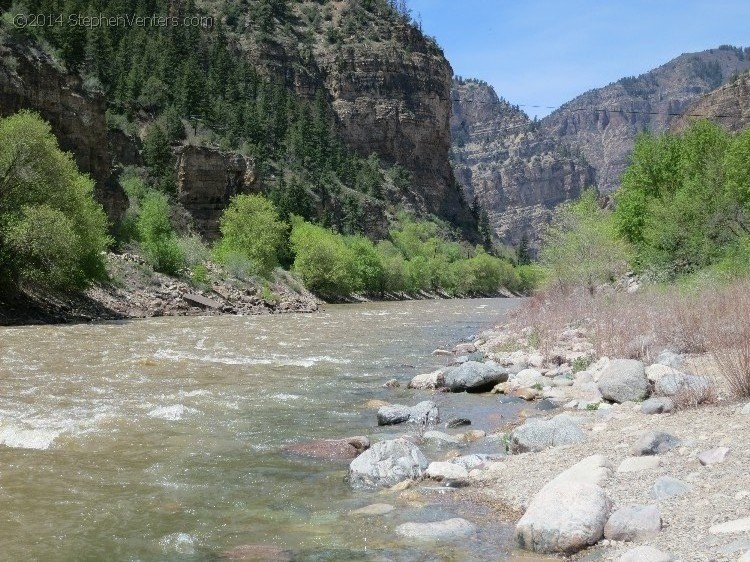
[512,278,750,398]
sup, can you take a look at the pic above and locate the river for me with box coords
[0,298,536,561]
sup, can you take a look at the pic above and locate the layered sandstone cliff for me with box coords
[672,69,750,133]
[175,146,260,241]
[450,79,595,248]
[0,40,126,220]
[541,46,750,192]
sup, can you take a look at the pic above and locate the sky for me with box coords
[407,0,750,118]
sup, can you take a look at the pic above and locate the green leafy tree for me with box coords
[137,191,184,275]
[541,189,630,295]
[214,194,286,276]
[0,111,110,290]
[289,219,361,297]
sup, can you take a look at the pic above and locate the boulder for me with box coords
[445,417,471,428]
[350,503,395,516]
[377,401,439,426]
[516,455,613,554]
[283,436,370,459]
[650,476,692,499]
[655,350,684,368]
[442,361,508,392]
[383,379,401,388]
[619,545,673,562]
[640,397,675,414]
[514,388,539,401]
[395,518,477,540]
[426,461,469,481]
[408,370,445,390]
[449,454,502,470]
[511,368,545,389]
[741,403,750,415]
[632,431,680,456]
[459,429,486,442]
[698,446,731,465]
[597,359,648,403]
[509,414,586,454]
[422,430,461,447]
[604,504,662,541]
[655,373,713,397]
[347,438,428,489]
[645,363,681,383]
[432,349,453,356]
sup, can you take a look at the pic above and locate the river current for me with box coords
[0,298,533,561]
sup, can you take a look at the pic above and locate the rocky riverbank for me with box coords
[0,252,320,326]
[328,314,750,561]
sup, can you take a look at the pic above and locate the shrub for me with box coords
[0,111,110,290]
[178,234,211,269]
[215,194,286,277]
[289,219,361,297]
[540,189,630,295]
[137,191,184,275]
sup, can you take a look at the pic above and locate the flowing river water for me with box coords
[0,298,550,561]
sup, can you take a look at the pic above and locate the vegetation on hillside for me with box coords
[0,111,110,292]
[537,120,750,293]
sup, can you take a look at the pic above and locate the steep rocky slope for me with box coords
[672,69,750,132]
[0,0,474,237]
[450,79,595,248]
[542,46,750,192]
[0,40,127,220]
[234,0,473,230]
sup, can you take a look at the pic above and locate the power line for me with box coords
[448,97,744,121]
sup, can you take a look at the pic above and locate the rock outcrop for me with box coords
[241,2,476,233]
[450,78,595,248]
[672,69,750,133]
[175,146,260,241]
[541,46,750,193]
[0,41,126,221]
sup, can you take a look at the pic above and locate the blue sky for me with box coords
[408,0,750,118]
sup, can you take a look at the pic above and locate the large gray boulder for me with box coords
[443,361,508,392]
[395,518,477,540]
[509,414,586,454]
[516,455,613,554]
[604,504,662,541]
[347,438,428,489]
[377,401,439,426]
[597,359,649,403]
[655,373,713,398]
[408,370,445,390]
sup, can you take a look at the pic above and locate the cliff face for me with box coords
[541,46,750,192]
[238,0,474,232]
[672,69,750,133]
[175,146,260,241]
[450,79,595,248]
[0,42,127,221]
